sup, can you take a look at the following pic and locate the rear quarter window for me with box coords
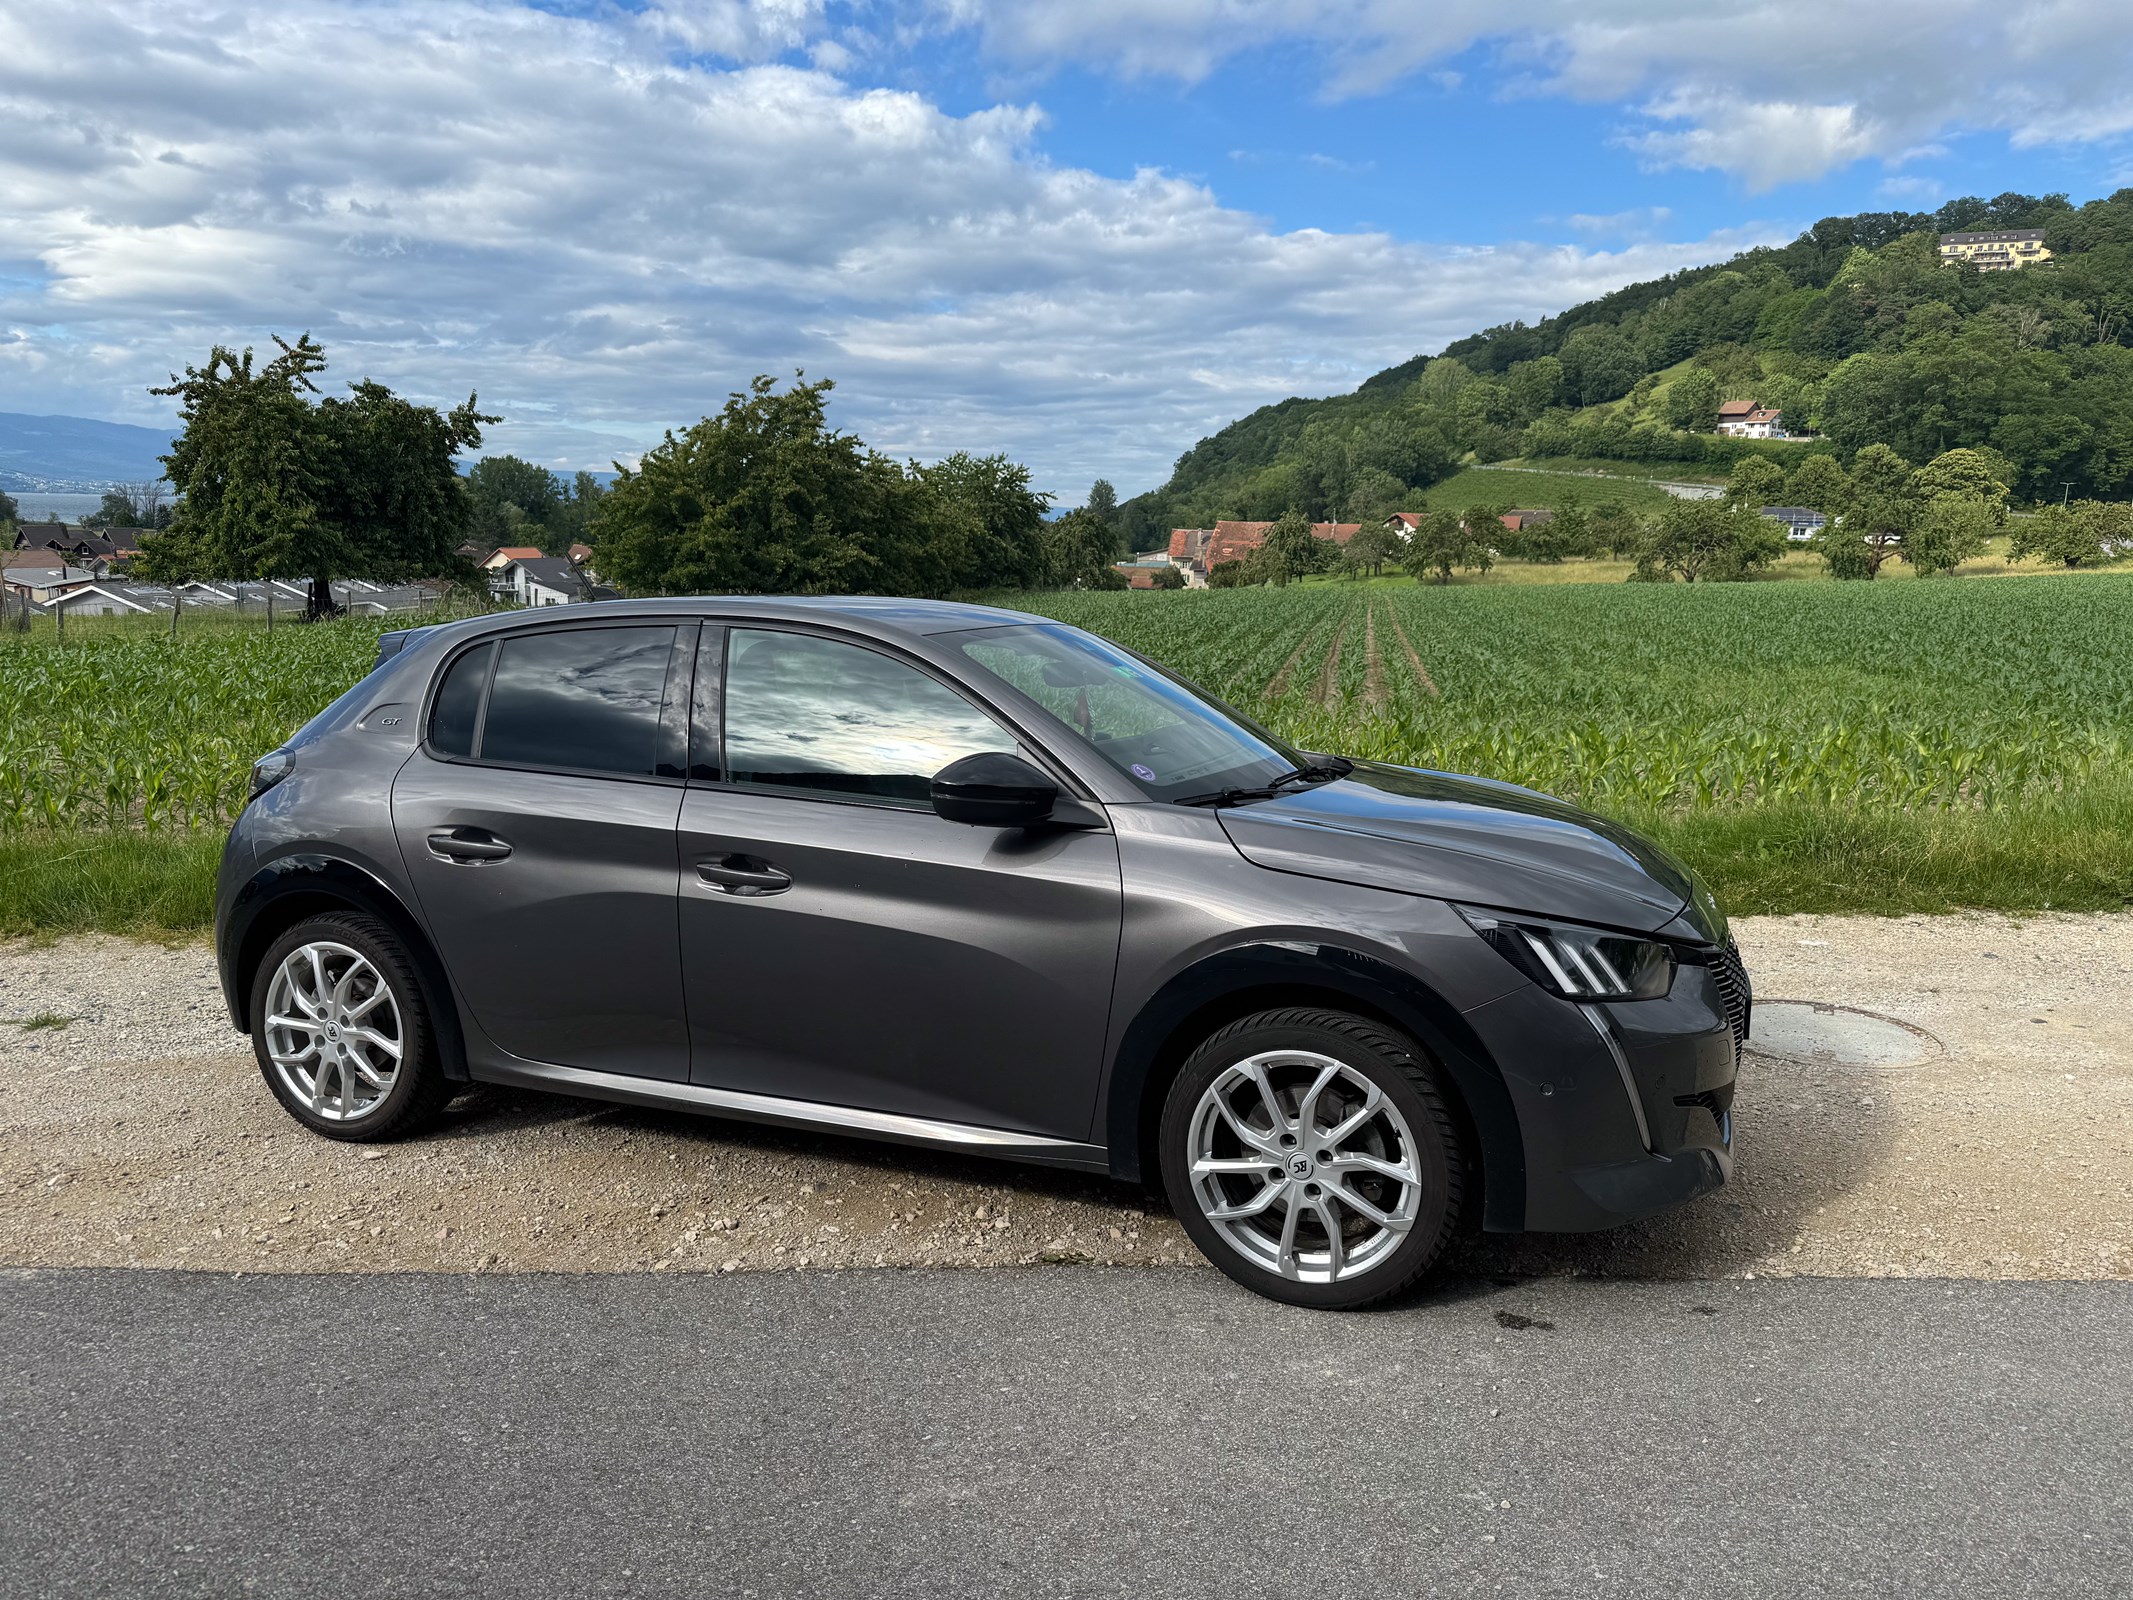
[476,626,677,776]
[427,641,493,758]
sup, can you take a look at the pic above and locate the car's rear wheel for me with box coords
[1159,1008,1465,1309]
[249,913,452,1142]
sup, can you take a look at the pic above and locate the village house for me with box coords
[1161,520,1362,586]
[38,582,178,617]
[2,553,103,604]
[1716,400,1787,439]
[502,553,617,606]
[1382,508,1552,535]
[8,522,149,571]
[1761,506,1828,541]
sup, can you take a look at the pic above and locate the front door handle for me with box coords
[428,828,513,864]
[695,856,790,896]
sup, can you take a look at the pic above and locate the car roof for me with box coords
[433,595,1053,642]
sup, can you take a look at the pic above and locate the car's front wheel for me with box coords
[1159,1008,1465,1309]
[248,912,452,1142]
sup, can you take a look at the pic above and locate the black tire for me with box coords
[248,912,453,1142]
[1159,1007,1465,1310]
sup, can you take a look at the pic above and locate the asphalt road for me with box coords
[4,1268,2127,1599]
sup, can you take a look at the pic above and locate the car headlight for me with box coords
[1456,906,1676,1000]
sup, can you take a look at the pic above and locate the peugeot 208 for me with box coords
[216,598,1748,1308]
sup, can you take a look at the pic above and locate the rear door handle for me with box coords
[695,856,790,896]
[428,828,513,864]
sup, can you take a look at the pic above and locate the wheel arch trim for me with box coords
[218,851,470,1081]
[1102,940,1527,1231]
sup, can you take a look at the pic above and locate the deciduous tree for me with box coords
[1246,511,1335,586]
[1342,519,1403,577]
[1404,509,1492,585]
[141,333,490,617]
[1904,497,1996,575]
[1043,507,1124,589]
[2010,500,2131,567]
[1632,499,1785,582]
[1725,455,1788,509]
[1784,454,1851,515]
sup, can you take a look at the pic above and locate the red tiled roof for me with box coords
[1717,399,1756,417]
[1205,520,1362,568]
[1386,512,1425,530]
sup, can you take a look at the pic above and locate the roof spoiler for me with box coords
[373,625,432,669]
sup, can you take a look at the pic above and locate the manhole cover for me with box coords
[1745,1000,1943,1070]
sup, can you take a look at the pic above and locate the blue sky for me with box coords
[2,0,2130,499]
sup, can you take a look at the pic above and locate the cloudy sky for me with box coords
[2,0,2131,498]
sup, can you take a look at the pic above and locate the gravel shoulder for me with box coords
[3,914,2128,1280]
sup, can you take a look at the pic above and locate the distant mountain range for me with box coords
[0,411,176,491]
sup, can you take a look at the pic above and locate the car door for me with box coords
[392,619,695,1082]
[677,624,1123,1139]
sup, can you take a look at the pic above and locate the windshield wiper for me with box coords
[1177,758,1351,808]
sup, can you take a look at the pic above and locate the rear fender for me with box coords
[218,852,469,1081]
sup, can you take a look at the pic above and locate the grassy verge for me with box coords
[6,796,2128,943]
[1630,784,2133,917]
[0,831,223,941]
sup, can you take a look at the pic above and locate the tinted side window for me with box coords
[479,626,678,776]
[724,628,1018,805]
[428,641,493,758]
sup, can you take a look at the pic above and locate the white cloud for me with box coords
[1625,95,1882,191]
[931,0,2133,188]
[1561,206,1673,239]
[0,0,1776,496]
[1878,175,1946,204]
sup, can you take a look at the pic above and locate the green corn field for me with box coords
[0,612,427,832]
[3,575,2131,834]
[1023,575,2133,815]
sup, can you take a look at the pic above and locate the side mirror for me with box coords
[931,751,1061,828]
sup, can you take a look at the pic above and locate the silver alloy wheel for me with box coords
[1187,1049,1423,1284]
[263,941,404,1122]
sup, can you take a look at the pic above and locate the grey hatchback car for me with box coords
[216,597,1747,1308]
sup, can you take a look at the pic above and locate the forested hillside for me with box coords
[1118,190,2133,547]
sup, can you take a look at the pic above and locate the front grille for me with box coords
[1707,942,1752,1063]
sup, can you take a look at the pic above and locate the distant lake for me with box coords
[7,492,110,523]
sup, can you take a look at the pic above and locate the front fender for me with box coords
[1100,940,1528,1232]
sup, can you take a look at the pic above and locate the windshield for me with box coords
[944,623,1300,803]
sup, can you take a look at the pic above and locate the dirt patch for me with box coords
[1311,604,1351,706]
[1380,607,1440,697]
[4,913,2129,1281]
[1260,620,1326,702]
[1362,603,1389,710]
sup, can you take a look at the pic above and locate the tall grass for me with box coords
[0,830,224,940]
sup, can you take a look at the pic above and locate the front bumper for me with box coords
[1460,956,1742,1233]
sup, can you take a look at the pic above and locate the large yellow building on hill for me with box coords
[1939,229,2052,270]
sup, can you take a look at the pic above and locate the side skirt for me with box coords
[473,1058,1114,1175]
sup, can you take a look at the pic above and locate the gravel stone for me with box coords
[2,912,2128,1280]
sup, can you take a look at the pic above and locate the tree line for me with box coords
[129,344,1123,614]
[1200,439,2123,591]
[591,375,1123,597]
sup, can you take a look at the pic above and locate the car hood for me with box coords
[1216,760,1696,935]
